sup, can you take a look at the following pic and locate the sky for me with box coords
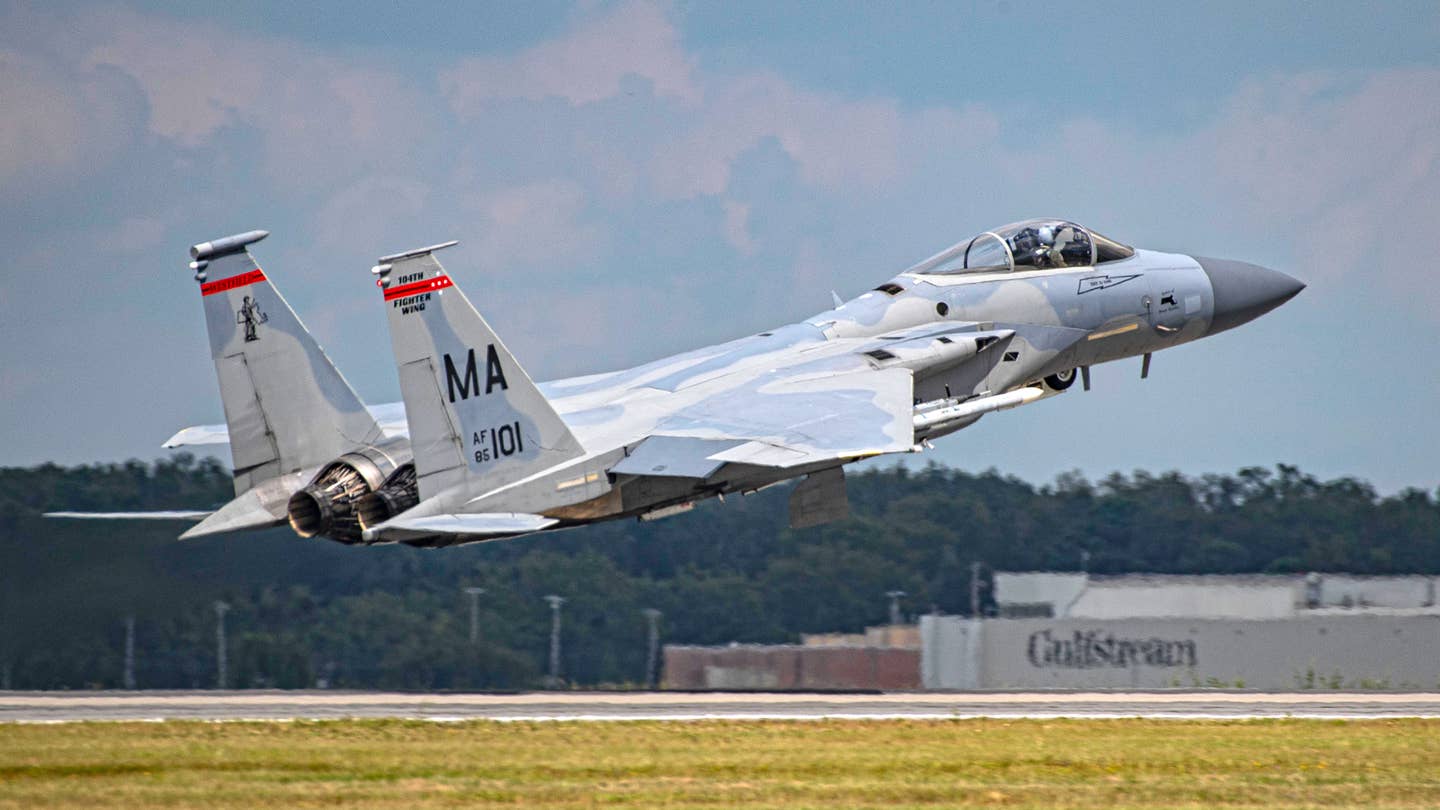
[2,0,1438,493]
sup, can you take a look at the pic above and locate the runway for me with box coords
[3,690,1440,722]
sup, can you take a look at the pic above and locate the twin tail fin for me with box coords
[191,231,385,495]
[370,243,583,503]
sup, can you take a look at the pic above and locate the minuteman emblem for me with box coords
[237,295,269,342]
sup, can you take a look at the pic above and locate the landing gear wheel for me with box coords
[1044,368,1077,391]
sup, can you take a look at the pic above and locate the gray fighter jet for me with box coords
[51,220,1303,547]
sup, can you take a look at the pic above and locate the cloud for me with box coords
[312,175,432,254]
[648,72,908,199]
[437,2,942,206]
[0,49,142,191]
[91,214,172,254]
[460,179,606,274]
[790,237,831,292]
[871,69,1440,307]
[79,8,439,194]
[3,2,1435,318]
[721,199,754,255]
[441,0,698,113]
[474,14,1437,306]
[513,278,694,379]
[1199,70,1440,289]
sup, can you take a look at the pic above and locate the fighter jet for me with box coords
[49,220,1302,546]
[354,219,1303,545]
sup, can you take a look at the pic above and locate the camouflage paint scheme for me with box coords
[51,220,1303,547]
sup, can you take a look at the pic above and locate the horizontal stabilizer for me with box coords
[162,424,230,448]
[362,512,557,543]
[162,403,411,450]
[179,486,287,539]
[44,510,212,521]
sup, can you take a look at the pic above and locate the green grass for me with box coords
[1,719,1438,808]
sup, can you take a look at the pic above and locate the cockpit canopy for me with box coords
[906,219,1135,276]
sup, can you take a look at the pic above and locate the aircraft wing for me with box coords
[612,320,1057,476]
[46,479,291,537]
[626,363,916,472]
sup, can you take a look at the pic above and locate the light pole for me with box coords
[970,561,984,618]
[641,608,662,689]
[123,615,136,690]
[463,587,486,645]
[885,590,906,625]
[544,595,565,688]
[213,601,230,690]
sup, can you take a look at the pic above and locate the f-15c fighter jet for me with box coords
[354,219,1303,546]
[49,220,1302,547]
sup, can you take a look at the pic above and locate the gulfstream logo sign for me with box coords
[444,346,509,403]
[1026,629,1198,669]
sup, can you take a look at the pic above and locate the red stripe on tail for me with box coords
[201,269,266,296]
[383,274,454,301]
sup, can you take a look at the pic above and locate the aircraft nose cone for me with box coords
[1196,256,1306,335]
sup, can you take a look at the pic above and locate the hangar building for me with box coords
[923,572,1440,690]
[665,572,1440,691]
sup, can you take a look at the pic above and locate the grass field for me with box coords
[1,719,1438,808]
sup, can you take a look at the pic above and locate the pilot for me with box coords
[1049,225,1076,268]
[1025,223,1059,268]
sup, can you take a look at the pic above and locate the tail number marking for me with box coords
[443,346,510,402]
[473,422,524,464]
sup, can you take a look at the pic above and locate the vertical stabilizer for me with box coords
[372,243,583,501]
[191,232,385,494]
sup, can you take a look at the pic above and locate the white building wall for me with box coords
[993,572,1088,614]
[921,614,1440,690]
[920,616,982,689]
[1068,583,1297,619]
[1318,576,1438,608]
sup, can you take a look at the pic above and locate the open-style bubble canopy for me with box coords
[905,219,1135,276]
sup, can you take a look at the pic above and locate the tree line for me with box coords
[1,455,1436,690]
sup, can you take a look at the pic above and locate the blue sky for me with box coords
[2,0,1438,492]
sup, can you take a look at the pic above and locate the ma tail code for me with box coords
[443,346,509,402]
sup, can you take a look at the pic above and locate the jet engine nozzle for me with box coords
[356,464,420,535]
[286,486,338,539]
[287,464,370,542]
[285,444,412,543]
